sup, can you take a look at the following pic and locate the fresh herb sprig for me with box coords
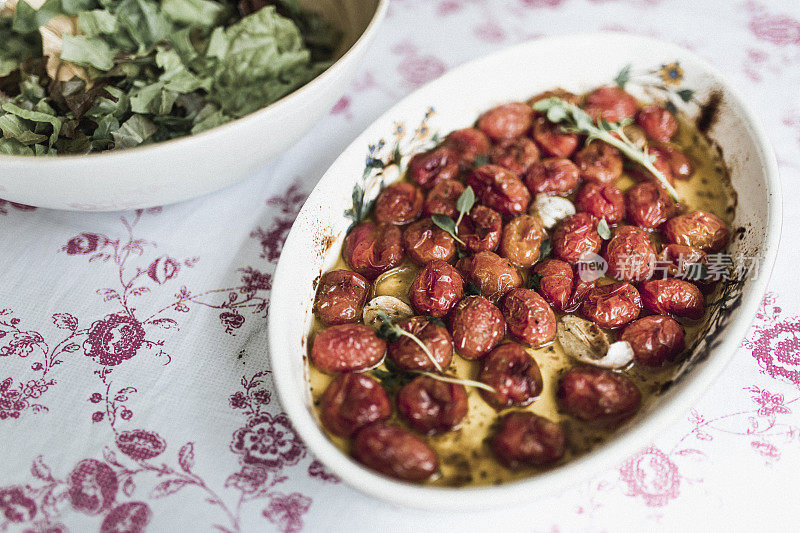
[532,97,680,202]
[431,186,476,246]
[375,310,443,373]
[371,357,497,393]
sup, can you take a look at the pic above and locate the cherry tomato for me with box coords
[573,141,624,184]
[528,88,581,107]
[458,205,503,253]
[552,213,602,264]
[313,270,370,326]
[652,142,694,180]
[320,373,391,437]
[409,260,464,317]
[397,375,468,435]
[625,182,676,230]
[456,251,523,303]
[556,366,641,426]
[477,102,534,142]
[466,164,531,217]
[663,210,729,253]
[500,288,557,346]
[603,225,656,282]
[524,158,580,195]
[311,324,386,374]
[532,259,574,312]
[489,136,540,175]
[449,295,506,359]
[582,86,638,123]
[352,422,439,482]
[374,182,424,225]
[343,222,404,280]
[499,214,547,268]
[443,128,491,168]
[478,343,543,409]
[580,282,642,329]
[636,105,677,142]
[658,244,708,280]
[424,179,465,219]
[574,182,625,224]
[491,412,566,469]
[388,316,453,371]
[639,278,705,320]
[619,315,685,367]
[407,147,460,190]
[531,116,580,158]
[402,218,456,265]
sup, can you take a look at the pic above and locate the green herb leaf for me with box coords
[597,218,612,240]
[110,114,158,149]
[465,281,481,296]
[528,272,543,292]
[455,185,476,216]
[473,154,489,167]
[425,316,446,328]
[61,35,118,71]
[12,0,63,33]
[161,0,227,28]
[614,64,632,88]
[431,214,457,236]
[1,102,62,147]
[78,9,118,37]
[539,238,552,258]
[676,88,694,103]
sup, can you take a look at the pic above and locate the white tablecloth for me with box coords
[2,0,799,531]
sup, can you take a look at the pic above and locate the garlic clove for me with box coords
[362,296,413,331]
[531,194,575,229]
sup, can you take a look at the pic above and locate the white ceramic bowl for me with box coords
[269,33,781,510]
[0,0,387,211]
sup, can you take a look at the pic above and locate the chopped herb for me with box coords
[533,97,679,202]
[597,218,612,240]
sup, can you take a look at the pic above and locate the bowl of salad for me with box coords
[0,0,387,210]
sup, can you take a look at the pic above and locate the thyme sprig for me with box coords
[371,358,497,393]
[431,186,476,246]
[375,310,443,373]
[532,97,680,202]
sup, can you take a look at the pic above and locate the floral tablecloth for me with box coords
[2,0,800,531]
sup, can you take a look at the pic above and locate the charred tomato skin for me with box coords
[313,270,370,326]
[619,315,686,368]
[489,136,541,175]
[557,366,642,426]
[491,412,566,469]
[397,375,468,435]
[320,373,391,437]
[352,422,439,482]
[424,179,465,219]
[449,295,506,359]
[458,204,504,253]
[311,324,386,374]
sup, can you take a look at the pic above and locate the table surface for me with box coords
[3,0,800,531]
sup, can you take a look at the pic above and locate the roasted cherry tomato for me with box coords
[477,102,534,142]
[388,316,453,371]
[466,164,531,217]
[651,142,694,180]
[582,86,638,123]
[458,205,503,253]
[406,146,460,190]
[552,213,602,264]
[499,214,547,268]
[532,259,574,312]
[424,179,465,219]
[625,182,676,230]
[636,105,677,142]
[402,218,456,265]
[409,260,464,317]
[556,366,641,426]
[397,375,468,435]
[603,225,656,282]
[443,128,491,168]
[489,136,540,175]
[491,412,566,469]
[449,295,506,359]
[531,116,580,158]
[573,141,624,184]
[478,343,543,409]
[639,278,705,320]
[574,182,625,224]
[619,315,685,367]
[525,157,580,196]
[374,182,424,225]
[528,88,581,107]
[313,270,370,326]
[311,324,386,374]
[663,210,729,253]
[320,373,391,437]
[658,244,708,280]
[343,222,403,280]
[580,282,642,329]
[456,251,523,303]
[352,422,439,482]
[500,288,557,346]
